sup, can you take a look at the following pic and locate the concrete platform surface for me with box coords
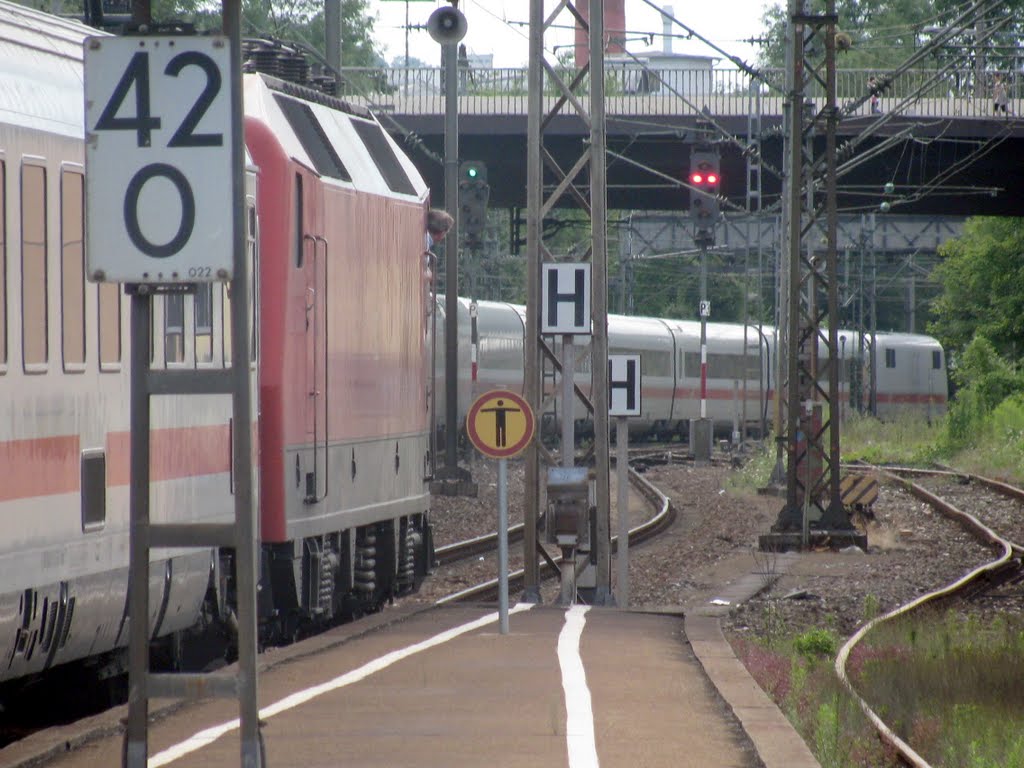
[16,604,780,768]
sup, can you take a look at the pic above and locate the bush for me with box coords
[794,628,838,659]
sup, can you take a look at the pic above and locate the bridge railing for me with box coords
[335,66,1019,119]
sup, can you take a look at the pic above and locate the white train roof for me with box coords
[0,0,103,138]
[243,73,427,201]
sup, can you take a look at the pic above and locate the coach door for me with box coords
[302,182,329,503]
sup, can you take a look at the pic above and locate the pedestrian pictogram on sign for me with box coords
[466,390,535,459]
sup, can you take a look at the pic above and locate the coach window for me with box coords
[21,162,47,370]
[885,348,896,369]
[0,159,6,370]
[932,350,942,369]
[165,293,185,363]
[195,284,213,363]
[98,282,120,368]
[61,169,85,369]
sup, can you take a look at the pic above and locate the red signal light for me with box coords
[690,173,704,184]
[706,173,719,184]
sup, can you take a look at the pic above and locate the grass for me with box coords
[732,629,898,767]
[851,609,1024,767]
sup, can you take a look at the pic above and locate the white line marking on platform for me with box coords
[149,604,535,766]
[558,605,599,768]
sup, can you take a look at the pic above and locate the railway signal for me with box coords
[459,160,489,246]
[689,148,720,247]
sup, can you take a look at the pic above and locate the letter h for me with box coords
[609,358,637,412]
[547,267,586,330]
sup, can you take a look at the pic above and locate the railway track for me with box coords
[836,465,1024,768]
[434,465,673,604]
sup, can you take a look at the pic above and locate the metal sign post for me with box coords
[466,390,536,633]
[609,355,641,608]
[541,263,593,598]
[85,10,261,765]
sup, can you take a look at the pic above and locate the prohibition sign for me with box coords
[466,390,535,459]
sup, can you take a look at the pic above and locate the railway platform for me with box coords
[3,554,820,768]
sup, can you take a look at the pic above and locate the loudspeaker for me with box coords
[427,6,467,44]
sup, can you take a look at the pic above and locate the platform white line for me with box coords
[558,605,599,768]
[149,603,535,767]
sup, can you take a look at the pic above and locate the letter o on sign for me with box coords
[123,163,196,259]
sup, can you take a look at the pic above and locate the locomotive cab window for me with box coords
[350,118,415,195]
[21,161,47,371]
[61,169,85,370]
[885,348,896,369]
[932,350,942,369]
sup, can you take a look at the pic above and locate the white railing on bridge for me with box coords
[334,66,1019,120]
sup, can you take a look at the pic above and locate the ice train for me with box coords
[432,297,948,441]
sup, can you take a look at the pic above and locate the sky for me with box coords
[370,0,776,70]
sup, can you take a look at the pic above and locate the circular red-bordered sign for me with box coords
[466,389,535,459]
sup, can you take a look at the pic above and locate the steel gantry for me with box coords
[761,0,866,550]
[524,0,612,604]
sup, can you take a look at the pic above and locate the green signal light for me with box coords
[467,167,478,178]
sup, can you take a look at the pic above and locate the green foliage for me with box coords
[627,255,766,323]
[929,218,1024,365]
[794,628,839,659]
[758,0,1024,73]
[51,0,384,67]
[839,412,944,465]
[814,698,842,768]
[862,594,880,623]
[940,336,1024,450]
[856,610,1024,767]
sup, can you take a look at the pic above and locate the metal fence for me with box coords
[335,66,1020,120]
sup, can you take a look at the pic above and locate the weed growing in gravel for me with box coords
[725,439,777,491]
[851,609,1024,767]
[793,628,838,659]
[862,593,880,623]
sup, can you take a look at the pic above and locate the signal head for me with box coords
[460,160,488,184]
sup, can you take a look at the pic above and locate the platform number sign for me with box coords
[85,36,234,283]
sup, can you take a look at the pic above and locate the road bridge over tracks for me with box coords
[342,66,1024,217]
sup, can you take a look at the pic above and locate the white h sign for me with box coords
[541,263,591,334]
[609,354,642,416]
[85,36,234,283]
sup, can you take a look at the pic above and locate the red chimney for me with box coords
[573,0,626,70]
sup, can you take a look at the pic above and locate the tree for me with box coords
[927,217,1024,364]
[757,0,1024,75]
[52,0,383,67]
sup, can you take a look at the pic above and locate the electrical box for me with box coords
[545,467,590,548]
